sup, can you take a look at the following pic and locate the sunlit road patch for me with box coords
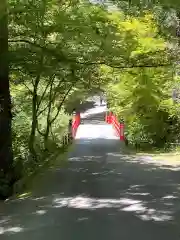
[75,124,119,140]
[76,104,119,140]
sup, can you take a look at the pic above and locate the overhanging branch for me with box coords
[9,39,172,69]
[103,63,172,69]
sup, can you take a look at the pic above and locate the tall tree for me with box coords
[0,0,13,198]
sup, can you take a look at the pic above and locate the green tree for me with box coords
[104,12,177,149]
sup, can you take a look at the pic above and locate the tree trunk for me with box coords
[44,80,53,151]
[28,51,44,159]
[28,75,40,159]
[0,0,14,198]
[176,11,180,45]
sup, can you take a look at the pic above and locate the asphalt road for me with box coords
[1,98,180,239]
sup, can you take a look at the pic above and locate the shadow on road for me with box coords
[81,111,106,125]
[76,101,97,113]
[1,137,180,239]
[80,103,107,125]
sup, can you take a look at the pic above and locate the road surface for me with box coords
[1,98,180,239]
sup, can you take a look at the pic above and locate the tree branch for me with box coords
[37,104,49,117]
[50,84,73,124]
[21,81,33,95]
[36,73,56,112]
[103,63,172,69]
[37,77,65,117]
[9,39,172,69]
[36,120,45,136]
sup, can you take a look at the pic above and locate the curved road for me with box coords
[1,97,180,239]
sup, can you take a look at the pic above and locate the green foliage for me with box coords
[104,13,179,149]
[10,2,175,158]
[111,0,180,9]
[9,0,122,188]
[11,83,70,176]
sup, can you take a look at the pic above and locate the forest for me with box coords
[0,0,180,198]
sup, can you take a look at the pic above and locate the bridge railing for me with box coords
[105,111,125,141]
[61,113,81,146]
[62,112,81,146]
[71,112,81,138]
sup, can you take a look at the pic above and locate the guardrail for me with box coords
[61,112,81,147]
[105,112,124,141]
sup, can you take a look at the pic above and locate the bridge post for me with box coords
[120,121,125,141]
[68,119,73,142]
[72,111,81,139]
[109,112,113,124]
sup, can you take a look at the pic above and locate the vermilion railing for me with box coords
[72,112,81,138]
[105,112,125,141]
